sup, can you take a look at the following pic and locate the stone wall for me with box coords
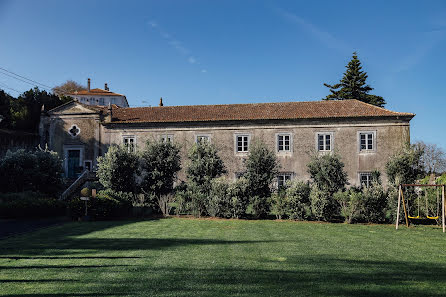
[102,117,411,187]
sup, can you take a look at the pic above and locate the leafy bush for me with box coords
[0,147,64,194]
[187,142,226,195]
[173,181,207,217]
[207,178,231,218]
[96,145,139,193]
[139,139,181,215]
[307,153,348,195]
[334,189,362,224]
[361,181,387,223]
[270,190,288,219]
[0,192,66,218]
[68,190,132,220]
[228,177,250,219]
[286,181,311,220]
[80,187,91,197]
[244,141,280,218]
[310,186,339,221]
[386,144,424,186]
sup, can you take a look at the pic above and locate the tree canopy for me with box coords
[323,52,386,107]
[0,87,71,132]
[52,80,86,96]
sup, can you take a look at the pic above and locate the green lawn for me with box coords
[0,218,445,297]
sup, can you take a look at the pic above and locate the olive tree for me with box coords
[139,139,181,215]
[96,145,139,193]
[244,140,280,218]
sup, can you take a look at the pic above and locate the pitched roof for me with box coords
[69,88,125,97]
[109,99,414,124]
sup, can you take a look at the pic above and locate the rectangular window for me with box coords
[196,135,210,144]
[277,173,292,188]
[161,134,173,143]
[277,134,291,152]
[359,172,372,187]
[359,132,374,151]
[99,97,104,105]
[123,136,136,152]
[317,133,332,151]
[236,135,250,152]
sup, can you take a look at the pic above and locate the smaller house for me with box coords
[68,78,129,108]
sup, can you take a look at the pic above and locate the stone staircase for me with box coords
[60,170,98,200]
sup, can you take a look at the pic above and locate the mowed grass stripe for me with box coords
[1,218,446,296]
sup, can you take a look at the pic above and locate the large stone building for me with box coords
[39,98,414,187]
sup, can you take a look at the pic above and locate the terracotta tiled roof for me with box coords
[69,88,125,97]
[109,99,414,124]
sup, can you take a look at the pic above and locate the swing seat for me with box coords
[408,215,421,219]
[427,215,439,220]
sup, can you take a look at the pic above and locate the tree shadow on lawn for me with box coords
[0,237,278,257]
[1,256,445,297]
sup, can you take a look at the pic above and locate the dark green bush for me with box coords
[286,181,311,220]
[334,189,363,224]
[361,181,387,223]
[270,190,288,219]
[0,192,66,218]
[207,178,231,218]
[68,190,132,220]
[228,177,250,219]
[310,186,339,221]
[0,148,64,194]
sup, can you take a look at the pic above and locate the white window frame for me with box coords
[234,133,251,153]
[359,172,372,187]
[276,133,292,153]
[123,135,136,152]
[160,134,174,143]
[316,132,333,152]
[196,134,211,144]
[277,172,293,189]
[358,131,376,153]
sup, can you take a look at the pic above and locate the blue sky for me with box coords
[0,0,445,149]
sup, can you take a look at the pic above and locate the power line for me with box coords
[0,81,21,94]
[0,66,53,89]
[0,69,52,91]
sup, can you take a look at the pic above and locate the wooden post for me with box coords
[396,185,401,230]
[442,185,445,233]
[401,187,409,228]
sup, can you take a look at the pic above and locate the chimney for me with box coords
[87,78,91,91]
[107,102,113,122]
[104,83,109,91]
[159,97,164,107]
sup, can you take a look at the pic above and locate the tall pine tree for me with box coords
[323,52,386,107]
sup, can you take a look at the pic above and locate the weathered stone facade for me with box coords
[40,100,413,187]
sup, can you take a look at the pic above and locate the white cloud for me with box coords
[275,7,350,53]
[188,57,196,64]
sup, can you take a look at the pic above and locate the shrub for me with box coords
[173,181,207,217]
[207,178,231,218]
[68,190,132,220]
[228,177,250,219]
[270,190,288,219]
[187,142,226,195]
[244,141,280,218]
[361,181,387,223]
[334,189,362,224]
[310,186,339,221]
[0,147,64,194]
[286,181,311,220]
[307,153,348,195]
[139,139,181,215]
[96,145,139,193]
[386,144,424,186]
[0,192,66,218]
